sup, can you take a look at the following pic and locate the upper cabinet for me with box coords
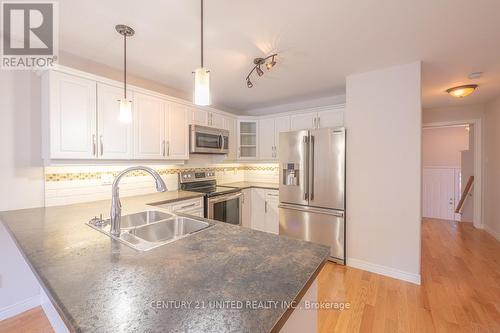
[223,116,237,161]
[191,108,224,128]
[133,93,166,160]
[46,71,97,159]
[97,83,133,159]
[290,107,344,131]
[258,116,290,161]
[238,120,258,160]
[166,102,189,160]
[43,68,191,162]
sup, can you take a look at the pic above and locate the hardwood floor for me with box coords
[1,218,498,333]
[0,307,53,333]
[318,218,500,332]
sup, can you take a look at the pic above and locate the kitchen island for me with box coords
[0,191,329,333]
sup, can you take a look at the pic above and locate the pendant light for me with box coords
[194,0,210,106]
[116,24,135,123]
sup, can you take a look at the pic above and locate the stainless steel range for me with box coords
[179,171,242,225]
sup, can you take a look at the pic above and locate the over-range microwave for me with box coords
[190,125,229,154]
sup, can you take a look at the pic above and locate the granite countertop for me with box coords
[1,191,328,333]
[220,182,279,190]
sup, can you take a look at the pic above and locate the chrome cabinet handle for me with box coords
[92,134,96,156]
[318,117,321,128]
[178,203,197,210]
[162,140,166,157]
[167,141,170,156]
[265,200,268,213]
[313,117,317,129]
[100,135,104,156]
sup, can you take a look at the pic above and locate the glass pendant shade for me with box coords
[446,84,477,98]
[119,98,132,123]
[194,67,210,106]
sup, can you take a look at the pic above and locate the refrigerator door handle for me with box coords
[310,135,315,201]
[278,203,344,217]
[303,135,309,200]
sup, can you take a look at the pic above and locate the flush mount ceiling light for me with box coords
[246,54,277,88]
[193,0,210,106]
[446,84,478,98]
[116,24,135,123]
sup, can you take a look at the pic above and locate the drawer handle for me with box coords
[178,203,197,209]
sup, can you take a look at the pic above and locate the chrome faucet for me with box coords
[110,166,167,236]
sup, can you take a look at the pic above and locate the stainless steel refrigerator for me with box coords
[278,127,346,264]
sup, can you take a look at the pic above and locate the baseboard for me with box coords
[40,288,69,333]
[483,224,500,241]
[0,294,40,321]
[347,258,421,285]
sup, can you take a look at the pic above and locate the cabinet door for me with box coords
[265,191,280,234]
[290,112,317,131]
[274,116,290,160]
[317,108,344,128]
[223,116,237,161]
[133,93,165,159]
[241,189,252,228]
[49,71,97,159]
[238,120,258,160]
[192,108,209,126]
[258,118,275,160]
[251,189,267,232]
[166,102,189,159]
[210,112,224,128]
[97,83,132,159]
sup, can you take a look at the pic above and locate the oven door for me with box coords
[190,125,229,154]
[207,192,242,225]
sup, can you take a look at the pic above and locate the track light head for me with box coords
[247,79,253,88]
[266,56,276,70]
[256,66,264,77]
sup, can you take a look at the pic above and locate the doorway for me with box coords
[422,123,479,224]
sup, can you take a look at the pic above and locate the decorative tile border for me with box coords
[44,165,279,182]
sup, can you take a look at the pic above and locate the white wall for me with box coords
[423,104,485,124]
[0,71,45,211]
[345,62,422,284]
[0,71,45,318]
[422,126,469,167]
[484,97,500,240]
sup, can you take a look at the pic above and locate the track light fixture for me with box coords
[245,53,277,88]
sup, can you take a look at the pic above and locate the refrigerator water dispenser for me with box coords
[282,163,300,186]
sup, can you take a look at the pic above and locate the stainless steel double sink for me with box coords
[87,210,213,251]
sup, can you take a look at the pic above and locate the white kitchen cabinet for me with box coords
[133,93,166,159]
[290,112,316,131]
[223,116,237,160]
[251,189,267,232]
[241,188,252,228]
[191,108,224,128]
[47,71,97,159]
[191,108,209,126]
[317,108,344,128]
[274,116,290,159]
[250,188,279,234]
[210,112,224,128]
[238,120,258,160]
[166,102,189,159]
[155,197,204,217]
[97,83,133,159]
[264,191,280,234]
[258,118,275,160]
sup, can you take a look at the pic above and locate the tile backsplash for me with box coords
[44,164,278,206]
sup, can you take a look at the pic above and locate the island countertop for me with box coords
[0,191,329,333]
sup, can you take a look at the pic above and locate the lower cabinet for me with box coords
[154,197,204,217]
[241,189,252,228]
[250,188,279,234]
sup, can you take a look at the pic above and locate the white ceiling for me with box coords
[58,0,500,114]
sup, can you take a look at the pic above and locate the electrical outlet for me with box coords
[101,173,114,185]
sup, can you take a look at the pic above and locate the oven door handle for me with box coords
[208,192,243,204]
